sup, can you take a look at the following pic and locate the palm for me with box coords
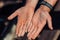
[8,6,34,37]
[27,9,53,39]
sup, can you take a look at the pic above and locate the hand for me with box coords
[8,5,34,37]
[27,7,53,40]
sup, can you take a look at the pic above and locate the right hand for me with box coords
[27,6,53,40]
[8,5,34,37]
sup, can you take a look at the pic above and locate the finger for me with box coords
[26,13,34,32]
[18,23,23,37]
[8,11,18,20]
[27,19,32,32]
[47,17,53,30]
[23,19,31,33]
[28,22,32,32]
[20,26,26,36]
[26,8,34,27]
[32,20,46,39]
[21,18,31,35]
[25,21,28,33]
[28,26,37,39]
[16,17,21,35]
[46,12,53,30]
[27,16,39,37]
[21,22,27,36]
[27,25,35,39]
[16,16,23,37]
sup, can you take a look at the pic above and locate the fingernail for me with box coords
[51,27,53,30]
[18,34,20,37]
[8,17,11,20]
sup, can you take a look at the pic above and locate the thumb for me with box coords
[8,12,18,20]
[46,12,53,30]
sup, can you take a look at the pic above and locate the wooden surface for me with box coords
[37,30,60,40]
[13,30,60,40]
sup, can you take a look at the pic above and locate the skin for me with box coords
[8,0,38,37]
[8,5,34,37]
[27,0,57,40]
[8,0,57,40]
[27,6,53,40]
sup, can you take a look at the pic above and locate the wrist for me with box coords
[40,0,58,12]
[40,5,50,12]
[25,3,35,10]
[25,0,38,9]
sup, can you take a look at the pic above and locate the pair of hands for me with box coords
[8,5,53,40]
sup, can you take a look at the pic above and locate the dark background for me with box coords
[0,0,60,40]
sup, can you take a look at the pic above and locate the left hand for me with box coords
[8,5,34,37]
[27,7,53,40]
